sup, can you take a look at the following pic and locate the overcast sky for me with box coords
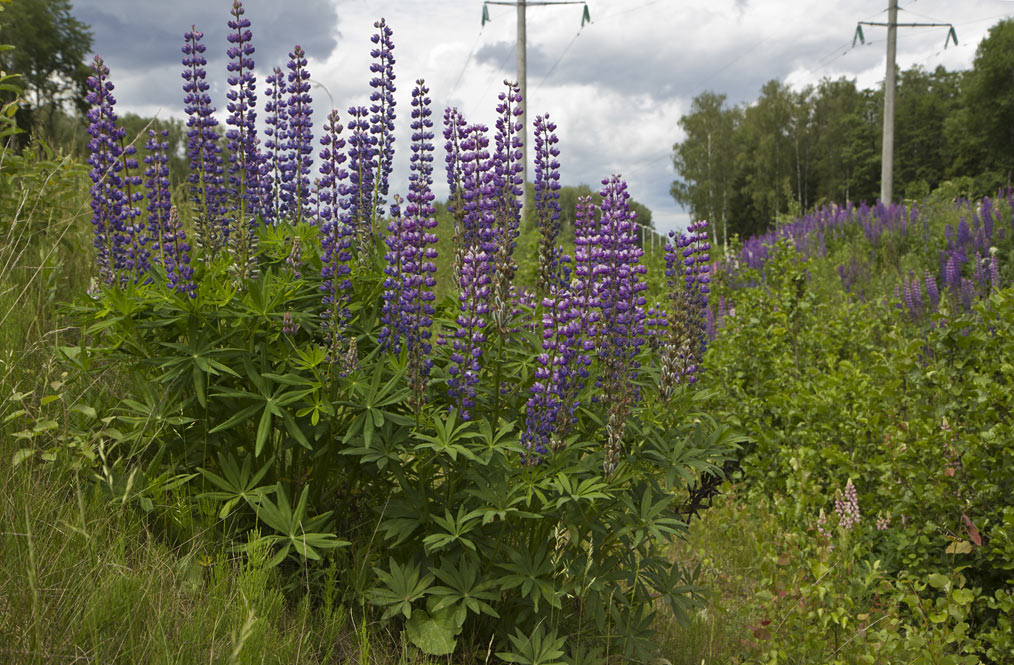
[76,0,1013,234]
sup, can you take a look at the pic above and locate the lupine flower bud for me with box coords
[282,311,299,336]
[287,235,302,279]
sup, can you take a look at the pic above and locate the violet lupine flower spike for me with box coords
[521,284,587,462]
[182,27,226,262]
[285,44,314,225]
[318,109,354,359]
[346,105,378,260]
[443,107,469,283]
[263,65,289,225]
[162,206,196,298]
[533,113,562,291]
[86,55,129,284]
[448,247,492,421]
[380,80,439,413]
[225,0,262,281]
[460,122,495,256]
[143,129,173,270]
[489,80,525,332]
[369,18,396,233]
[572,194,601,343]
[595,175,647,475]
[659,219,710,398]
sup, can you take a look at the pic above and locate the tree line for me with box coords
[671,18,1014,248]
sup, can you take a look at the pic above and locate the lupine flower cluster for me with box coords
[369,19,397,227]
[319,109,353,357]
[224,0,262,280]
[489,82,525,333]
[85,6,716,476]
[182,27,226,260]
[533,114,563,290]
[262,65,289,224]
[284,45,314,224]
[380,80,438,412]
[594,176,648,473]
[834,478,861,531]
[86,55,145,285]
[143,129,172,268]
[657,220,710,398]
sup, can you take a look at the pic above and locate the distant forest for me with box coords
[671,18,1014,247]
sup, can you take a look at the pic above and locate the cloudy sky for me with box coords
[76,0,1013,234]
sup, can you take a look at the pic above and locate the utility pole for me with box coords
[483,1,590,218]
[854,2,957,203]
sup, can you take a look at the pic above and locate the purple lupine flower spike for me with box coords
[163,206,196,298]
[182,27,226,261]
[489,81,524,332]
[346,105,377,259]
[924,270,939,309]
[285,44,314,225]
[369,18,396,231]
[143,128,173,270]
[225,0,262,279]
[448,247,492,420]
[533,113,562,291]
[318,109,353,358]
[522,284,588,462]
[85,56,143,284]
[380,80,438,411]
[86,55,126,283]
[263,65,289,225]
[443,107,469,282]
[659,219,709,397]
[596,175,647,474]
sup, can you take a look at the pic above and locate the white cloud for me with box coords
[80,0,1012,234]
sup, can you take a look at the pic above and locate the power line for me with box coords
[534,29,581,90]
[450,27,485,96]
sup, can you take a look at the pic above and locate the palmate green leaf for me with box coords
[368,558,434,620]
[551,473,611,509]
[414,409,483,462]
[247,484,347,561]
[198,454,273,519]
[498,542,561,612]
[339,368,413,449]
[496,625,567,665]
[430,556,500,619]
[422,506,485,554]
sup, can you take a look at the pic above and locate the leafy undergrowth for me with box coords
[678,188,1014,664]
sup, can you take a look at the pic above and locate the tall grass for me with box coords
[0,139,414,664]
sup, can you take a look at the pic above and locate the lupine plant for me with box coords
[72,4,735,661]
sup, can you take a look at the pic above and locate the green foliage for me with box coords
[696,194,1014,660]
[54,214,736,661]
[0,0,92,135]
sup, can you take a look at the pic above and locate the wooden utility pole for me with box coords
[854,3,957,203]
[482,1,590,217]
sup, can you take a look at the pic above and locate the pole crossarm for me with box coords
[485,1,586,5]
[850,0,956,203]
[480,0,592,219]
[859,21,953,28]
